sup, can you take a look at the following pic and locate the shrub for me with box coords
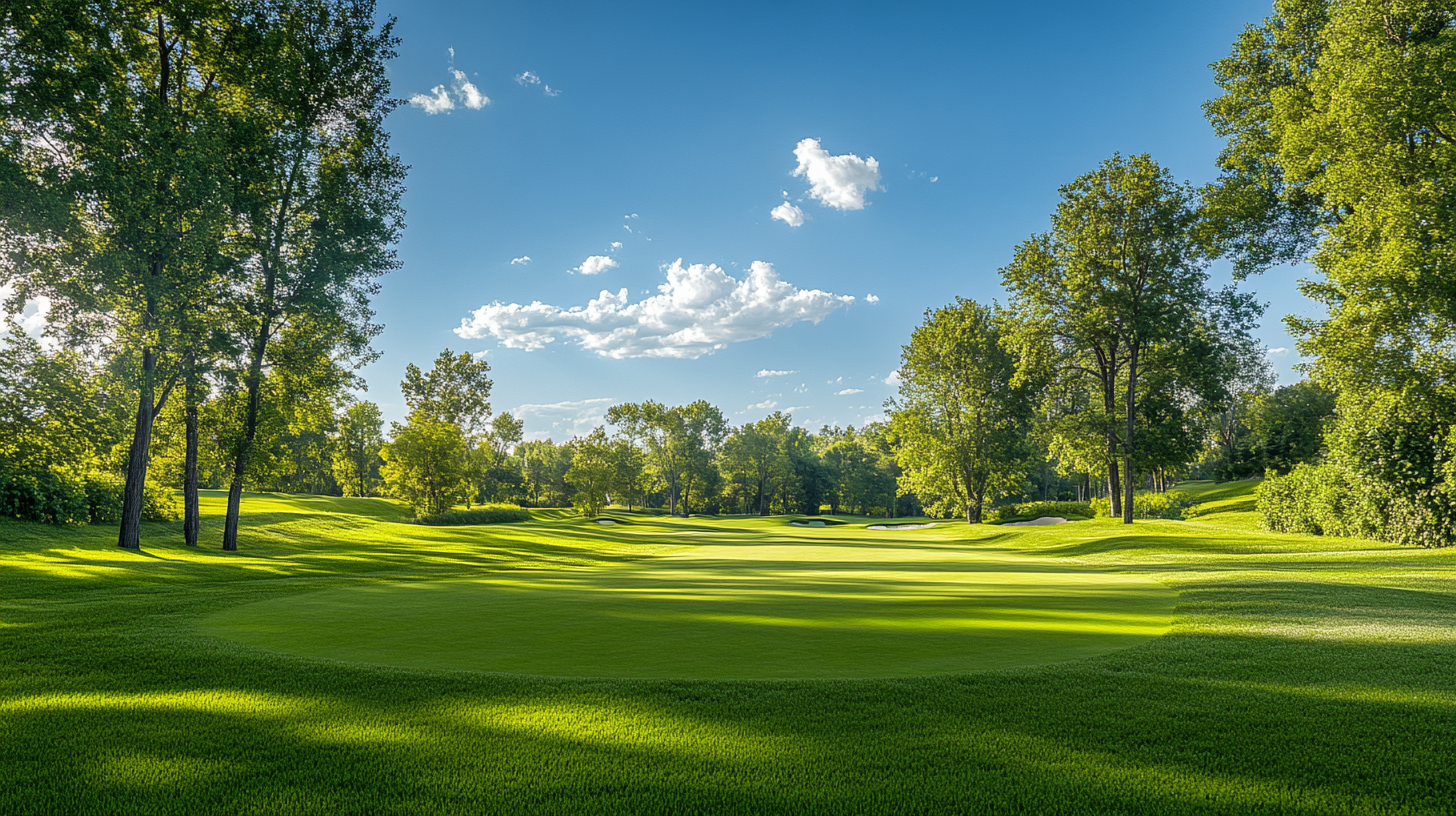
[416,504,531,526]
[0,467,179,525]
[987,501,1092,523]
[1256,464,1453,547]
[1090,491,1196,520]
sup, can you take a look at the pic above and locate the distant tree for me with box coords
[334,402,384,497]
[892,299,1034,523]
[401,349,493,438]
[566,428,615,517]
[1003,154,1219,523]
[722,412,791,515]
[1246,380,1335,475]
[381,416,467,517]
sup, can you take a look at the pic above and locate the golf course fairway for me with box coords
[198,539,1177,678]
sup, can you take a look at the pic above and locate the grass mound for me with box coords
[415,503,531,525]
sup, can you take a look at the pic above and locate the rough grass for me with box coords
[1,487,1453,814]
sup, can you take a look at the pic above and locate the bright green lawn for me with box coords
[2,487,1454,814]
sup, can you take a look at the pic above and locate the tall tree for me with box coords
[218,0,404,551]
[1003,154,1213,523]
[722,412,792,516]
[566,427,615,517]
[333,400,383,496]
[891,299,1034,523]
[2,2,247,549]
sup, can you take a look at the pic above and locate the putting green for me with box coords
[199,538,1177,679]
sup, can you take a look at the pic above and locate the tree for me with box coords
[566,428,615,517]
[380,415,466,517]
[1207,0,1456,545]
[891,299,1034,523]
[401,349,493,437]
[219,0,405,551]
[1002,154,1215,523]
[2,2,248,549]
[722,412,792,515]
[333,401,384,496]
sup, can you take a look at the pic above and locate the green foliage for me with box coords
[892,299,1033,523]
[0,467,176,525]
[565,428,615,517]
[1091,491,1196,521]
[414,504,530,526]
[401,349,493,437]
[333,401,385,497]
[381,415,469,517]
[987,500,1093,523]
[1259,462,1452,549]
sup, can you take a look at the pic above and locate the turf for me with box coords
[2,487,1454,814]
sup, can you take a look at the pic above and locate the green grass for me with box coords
[2,488,1454,814]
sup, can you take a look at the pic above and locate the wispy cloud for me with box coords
[511,256,531,265]
[836,388,864,395]
[748,399,778,410]
[457,259,854,359]
[512,398,615,442]
[515,70,561,96]
[792,138,881,210]
[411,51,490,114]
[572,255,618,276]
[756,369,797,377]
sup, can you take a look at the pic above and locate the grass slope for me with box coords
[2,488,1454,814]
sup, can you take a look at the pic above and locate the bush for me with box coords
[987,501,1092,523]
[1256,463,1453,547]
[0,467,178,525]
[1090,491,1196,520]
[416,504,531,526]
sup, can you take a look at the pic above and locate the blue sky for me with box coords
[367,0,1314,441]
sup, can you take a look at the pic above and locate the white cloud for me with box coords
[450,69,489,109]
[544,85,561,97]
[836,388,864,395]
[610,242,623,251]
[884,370,903,385]
[511,256,531,265]
[515,71,542,86]
[748,399,778,410]
[791,138,881,210]
[865,294,880,304]
[1267,347,1290,356]
[409,85,454,114]
[573,255,619,276]
[756,369,797,377]
[512,398,615,442]
[771,201,806,228]
[456,259,855,359]
[0,287,50,337]
[930,176,939,183]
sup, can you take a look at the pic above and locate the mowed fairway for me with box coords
[3,484,1455,815]
[200,534,1175,679]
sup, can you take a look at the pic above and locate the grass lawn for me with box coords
[2,486,1454,814]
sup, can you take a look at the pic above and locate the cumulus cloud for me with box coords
[511,256,531,265]
[771,201,805,227]
[450,69,489,109]
[836,388,864,395]
[411,53,490,114]
[748,399,778,410]
[573,255,619,276]
[865,294,880,304]
[756,369,797,377]
[512,398,615,442]
[409,85,454,114]
[610,242,623,251]
[456,259,855,359]
[884,370,903,385]
[792,138,881,210]
[0,287,50,337]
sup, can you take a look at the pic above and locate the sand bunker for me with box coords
[867,523,936,531]
[594,519,619,525]
[1005,517,1069,527]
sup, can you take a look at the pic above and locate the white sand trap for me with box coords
[790,520,827,527]
[867,523,936,531]
[1006,516,1069,527]
[595,519,619,525]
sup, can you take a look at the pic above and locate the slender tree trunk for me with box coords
[1123,345,1139,525]
[118,348,158,551]
[183,373,200,547]
[223,318,271,551]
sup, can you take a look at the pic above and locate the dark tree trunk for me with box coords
[118,348,158,551]
[1123,345,1139,525]
[183,373,200,546]
[223,319,270,551]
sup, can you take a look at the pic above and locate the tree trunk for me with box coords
[223,319,270,551]
[183,373,200,547]
[117,348,158,551]
[1107,459,1121,519]
[1123,345,1139,525]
